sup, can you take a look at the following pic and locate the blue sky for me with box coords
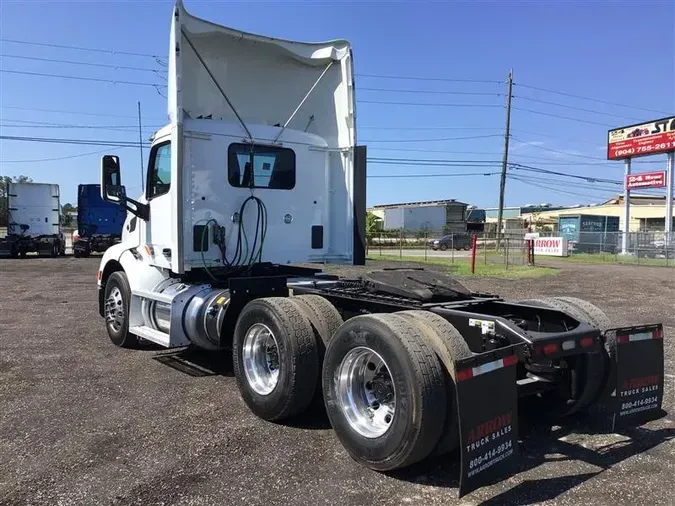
[1,0,673,208]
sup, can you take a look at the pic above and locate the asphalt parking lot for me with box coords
[1,257,674,506]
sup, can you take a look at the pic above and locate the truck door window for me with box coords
[227,143,295,190]
[148,142,172,199]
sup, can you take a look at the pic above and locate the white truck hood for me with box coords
[168,1,355,147]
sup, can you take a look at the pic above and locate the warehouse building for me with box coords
[521,194,673,232]
[368,199,469,233]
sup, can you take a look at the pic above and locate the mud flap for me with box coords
[610,324,665,431]
[455,344,520,498]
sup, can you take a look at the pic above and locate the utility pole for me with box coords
[496,70,513,247]
[138,101,145,193]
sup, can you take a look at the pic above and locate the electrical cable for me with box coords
[359,99,503,108]
[511,107,614,127]
[0,145,135,163]
[359,87,503,97]
[362,134,503,144]
[0,134,150,147]
[513,95,644,122]
[0,37,161,58]
[0,68,167,88]
[510,137,608,160]
[357,73,503,84]
[514,82,673,116]
[0,53,166,73]
[1,104,160,119]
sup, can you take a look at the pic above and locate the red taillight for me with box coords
[617,334,630,344]
[503,355,518,367]
[542,343,559,356]
[456,368,473,382]
[653,327,663,339]
[579,337,594,348]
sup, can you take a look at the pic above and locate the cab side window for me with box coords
[148,142,172,199]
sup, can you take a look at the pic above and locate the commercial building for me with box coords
[368,199,468,233]
[521,194,673,232]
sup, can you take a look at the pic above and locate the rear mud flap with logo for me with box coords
[611,324,665,431]
[455,345,520,499]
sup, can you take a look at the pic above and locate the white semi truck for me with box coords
[95,1,666,497]
[0,182,66,258]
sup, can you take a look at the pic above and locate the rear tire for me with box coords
[233,297,319,421]
[397,310,473,456]
[323,313,446,471]
[103,271,139,348]
[288,294,343,406]
[518,297,609,415]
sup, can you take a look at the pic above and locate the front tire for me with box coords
[103,271,138,348]
[323,313,446,471]
[233,297,319,422]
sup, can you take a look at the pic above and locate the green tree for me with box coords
[62,202,76,227]
[0,175,33,227]
[366,211,380,234]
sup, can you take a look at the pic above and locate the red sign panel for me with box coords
[626,171,666,190]
[608,116,675,160]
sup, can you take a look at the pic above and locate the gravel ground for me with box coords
[0,257,674,506]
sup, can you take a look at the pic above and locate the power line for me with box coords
[368,146,502,156]
[509,163,622,184]
[359,125,502,131]
[0,134,150,147]
[516,173,622,192]
[368,172,501,179]
[362,134,503,143]
[510,136,607,160]
[368,156,500,165]
[514,95,644,122]
[359,87,502,97]
[1,119,162,131]
[514,82,673,116]
[512,107,614,127]
[0,54,166,73]
[1,68,167,88]
[359,99,503,108]
[507,175,616,201]
[357,73,502,84]
[0,38,161,59]
[0,104,158,119]
[510,129,604,147]
[0,145,135,163]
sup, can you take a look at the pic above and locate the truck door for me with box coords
[146,139,174,269]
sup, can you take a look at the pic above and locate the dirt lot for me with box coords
[1,257,674,506]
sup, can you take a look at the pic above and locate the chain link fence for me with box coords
[366,230,530,270]
[535,230,675,266]
[366,229,675,268]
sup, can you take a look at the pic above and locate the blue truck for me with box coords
[73,184,126,257]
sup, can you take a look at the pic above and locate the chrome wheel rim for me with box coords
[242,323,280,396]
[337,346,396,438]
[106,286,125,332]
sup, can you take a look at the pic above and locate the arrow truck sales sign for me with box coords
[608,116,675,160]
[626,171,667,190]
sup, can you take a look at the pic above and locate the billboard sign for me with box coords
[607,117,675,160]
[533,237,568,257]
[626,171,667,190]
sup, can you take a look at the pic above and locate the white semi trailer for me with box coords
[95,1,665,497]
[0,182,66,258]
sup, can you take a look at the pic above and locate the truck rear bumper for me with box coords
[454,323,665,498]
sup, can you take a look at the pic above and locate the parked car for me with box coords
[429,233,472,251]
